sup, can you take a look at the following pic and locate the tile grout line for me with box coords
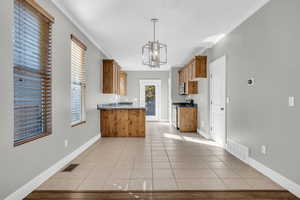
[150,127,154,191]
[163,125,180,189]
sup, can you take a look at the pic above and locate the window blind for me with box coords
[71,35,87,125]
[13,0,54,146]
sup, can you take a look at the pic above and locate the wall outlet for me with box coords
[288,96,295,107]
[64,140,68,148]
[261,145,267,155]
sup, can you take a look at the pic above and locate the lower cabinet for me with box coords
[178,107,197,132]
[100,109,145,137]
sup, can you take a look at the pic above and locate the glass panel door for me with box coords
[145,85,156,116]
[140,80,161,121]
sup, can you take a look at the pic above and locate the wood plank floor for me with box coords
[25,190,299,200]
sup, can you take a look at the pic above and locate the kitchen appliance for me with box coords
[179,82,186,95]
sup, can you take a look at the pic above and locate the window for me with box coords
[71,35,87,126]
[13,0,54,146]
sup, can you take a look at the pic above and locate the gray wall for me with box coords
[202,0,300,185]
[120,71,170,121]
[170,67,186,103]
[0,0,109,198]
[189,78,210,134]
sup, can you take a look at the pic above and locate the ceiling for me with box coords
[52,0,268,71]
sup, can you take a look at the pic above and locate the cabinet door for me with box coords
[184,67,189,83]
[120,72,127,96]
[112,63,116,93]
[192,61,196,80]
[179,107,197,132]
[188,63,194,80]
[178,70,183,83]
[103,60,114,94]
[101,110,116,136]
[195,56,207,78]
[187,81,198,94]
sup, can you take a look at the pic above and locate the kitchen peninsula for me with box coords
[97,103,146,137]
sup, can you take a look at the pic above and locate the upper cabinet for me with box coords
[103,59,121,94]
[102,59,127,95]
[178,56,207,95]
[120,71,127,96]
[187,56,207,79]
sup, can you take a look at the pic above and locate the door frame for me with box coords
[209,55,227,147]
[140,80,162,121]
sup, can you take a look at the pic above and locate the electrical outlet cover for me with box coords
[288,96,295,107]
[64,140,68,148]
[226,97,230,104]
[261,145,267,155]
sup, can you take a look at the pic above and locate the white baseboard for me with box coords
[4,134,100,200]
[225,139,249,163]
[224,139,300,198]
[197,129,211,139]
[248,158,300,198]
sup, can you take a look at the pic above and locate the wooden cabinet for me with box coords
[187,56,207,79]
[100,109,145,137]
[120,71,127,96]
[178,69,184,84]
[178,68,198,95]
[186,81,198,94]
[103,59,121,94]
[178,107,197,132]
[178,56,207,95]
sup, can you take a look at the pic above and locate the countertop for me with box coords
[172,102,197,107]
[97,103,146,110]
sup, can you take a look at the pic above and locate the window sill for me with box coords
[14,132,51,147]
[71,121,86,127]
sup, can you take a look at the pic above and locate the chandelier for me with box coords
[142,19,167,68]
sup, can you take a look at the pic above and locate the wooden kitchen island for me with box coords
[98,104,145,137]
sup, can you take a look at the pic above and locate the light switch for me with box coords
[64,140,68,148]
[288,96,295,107]
[226,97,230,104]
[261,145,267,155]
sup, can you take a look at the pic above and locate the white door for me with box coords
[210,56,226,147]
[140,80,161,121]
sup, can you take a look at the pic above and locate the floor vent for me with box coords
[62,164,79,172]
[226,139,249,163]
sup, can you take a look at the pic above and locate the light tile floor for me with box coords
[38,122,282,191]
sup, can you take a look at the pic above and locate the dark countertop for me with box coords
[97,103,146,110]
[172,102,197,107]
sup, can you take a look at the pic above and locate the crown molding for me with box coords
[201,0,271,54]
[50,0,112,59]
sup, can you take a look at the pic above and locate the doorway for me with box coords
[140,80,161,121]
[210,56,226,147]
